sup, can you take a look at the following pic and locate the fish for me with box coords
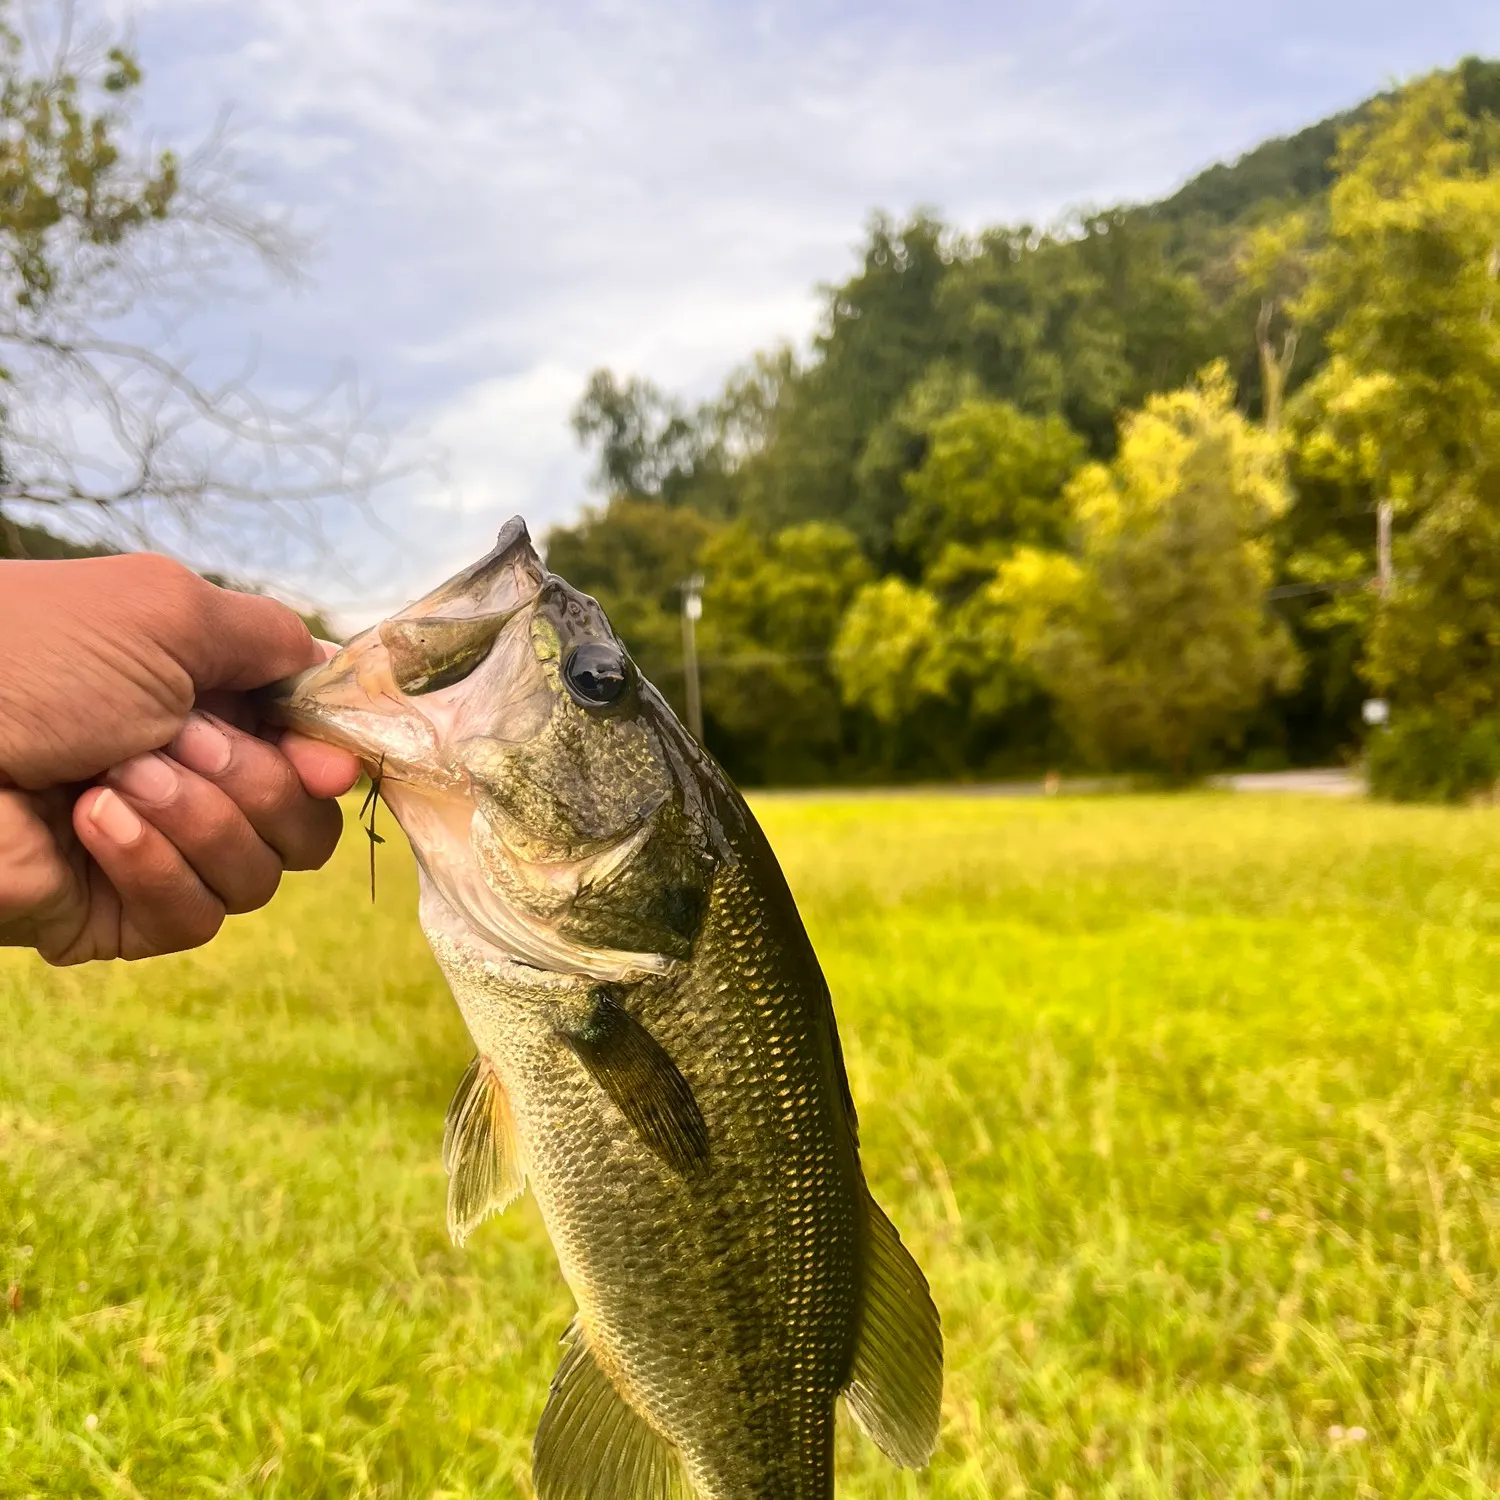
[265,518,942,1500]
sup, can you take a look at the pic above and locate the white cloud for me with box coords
[72,0,1500,610]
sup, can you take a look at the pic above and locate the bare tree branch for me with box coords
[0,0,411,575]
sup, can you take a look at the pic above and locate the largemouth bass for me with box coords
[268,519,942,1499]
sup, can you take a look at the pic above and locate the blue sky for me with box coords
[89,0,1500,623]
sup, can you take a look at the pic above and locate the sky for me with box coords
[72,0,1500,624]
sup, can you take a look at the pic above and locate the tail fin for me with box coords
[842,1195,943,1468]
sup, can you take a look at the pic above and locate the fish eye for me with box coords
[563,642,629,709]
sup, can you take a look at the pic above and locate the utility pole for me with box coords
[1376,500,1393,597]
[681,573,704,744]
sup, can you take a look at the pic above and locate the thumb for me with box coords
[181,582,326,693]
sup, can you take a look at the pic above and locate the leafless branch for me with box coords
[0,0,411,579]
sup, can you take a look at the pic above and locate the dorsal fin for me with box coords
[843,1194,944,1468]
[533,1319,688,1500]
[441,1055,524,1246]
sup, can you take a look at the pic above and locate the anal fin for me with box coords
[441,1055,524,1246]
[561,988,709,1174]
[533,1318,688,1500]
[843,1194,944,1468]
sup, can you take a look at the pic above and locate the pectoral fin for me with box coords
[843,1194,944,1468]
[441,1055,524,1246]
[561,989,709,1173]
[533,1319,688,1500]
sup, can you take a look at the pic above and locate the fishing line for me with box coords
[360,754,386,902]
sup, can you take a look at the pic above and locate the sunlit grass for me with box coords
[6,792,1500,1496]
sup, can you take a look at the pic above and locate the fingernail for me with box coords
[171,713,232,776]
[108,752,180,806]
[88,788,143,845]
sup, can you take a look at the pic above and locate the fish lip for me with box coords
[258,515,548,773]
[259,629,449,782]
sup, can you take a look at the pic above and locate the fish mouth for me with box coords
[260,518,674,984]
[265,625,451,790]
[268,627,672,984]
[260,517,546,785]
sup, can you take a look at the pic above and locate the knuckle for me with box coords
[123,552,201,608]
[237,758,300,819]
[284,804,342,870]
[151,903,223,956]
[198,799,250,850]
[129,555,215,646]
[188,905,226,947]
[224,863,281,915]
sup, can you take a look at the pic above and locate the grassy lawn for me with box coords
[5,791,1500,1497]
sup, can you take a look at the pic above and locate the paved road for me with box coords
[1214,768,1360,796]
[757,768,1364,800]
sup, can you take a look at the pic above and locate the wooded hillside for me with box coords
[552,59,1500,792]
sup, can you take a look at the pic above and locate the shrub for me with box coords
[1366,711,1500,802]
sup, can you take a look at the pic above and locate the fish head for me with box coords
[267,517,729,981]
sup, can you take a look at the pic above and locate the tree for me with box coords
[571,370,702,502]
[850,359,981,569]
[833,577,945,727]
[1293,70,1500,515]
[1283,66,1500,781]
[566,63,1500,783]
[894,397,1084,568]
[0,3,388,559]
[1235,213,1312,433]
[726,213,958,554]
[1010,367,1300,775]
[1366,470,1500,725]
[697,521,870,782]
[939,211,1212,454]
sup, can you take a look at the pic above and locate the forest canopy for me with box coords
[552,58,1500,792]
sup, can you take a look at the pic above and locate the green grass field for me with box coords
[6,792,1500,1498]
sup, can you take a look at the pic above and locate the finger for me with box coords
[73,786,226,959]
[0,789,84,950]
[166,712,345,871]
[104,752,283,915]
[163,572,324,695]
[278,732,363,799]
[210,641,345,741]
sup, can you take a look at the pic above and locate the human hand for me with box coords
[0,553,362,963]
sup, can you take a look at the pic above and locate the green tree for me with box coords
[0,3,383,549]
[833,577,945,727]
[1366,471,1500,725]
[940,211,1212,454]
[1293,70,1500,515]
[570,370,703,502]
[567,62,1500,781]
[1010,368,1300,775]
[895,398,1084,568]
[728,213,958,555]
[850,360,981,567]
[698,521,871,782]
[1235,213,1313,433]
[1286,67,1500,779]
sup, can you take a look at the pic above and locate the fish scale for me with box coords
[436,823,861,1498]
[266,517,942,1499]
